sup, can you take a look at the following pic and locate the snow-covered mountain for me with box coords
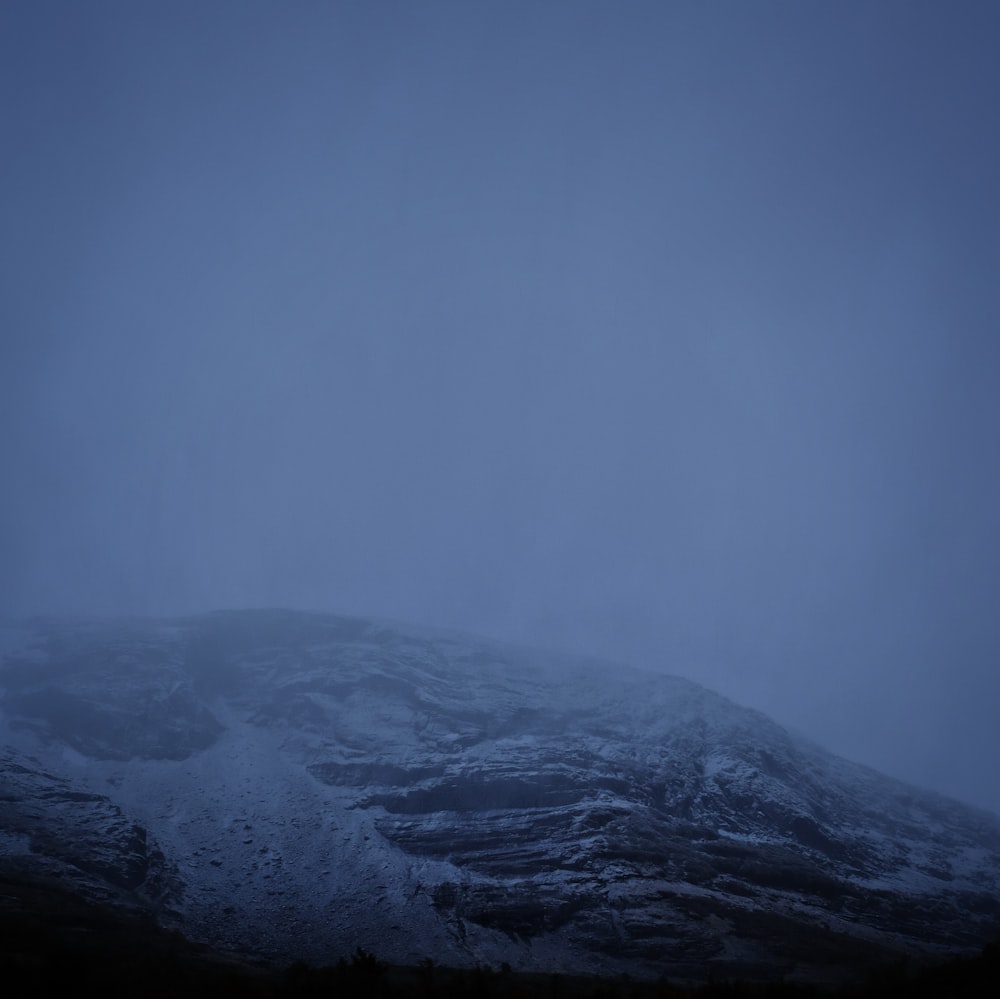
[2,609,998,983]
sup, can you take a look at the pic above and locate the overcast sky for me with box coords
[2,1,999,815]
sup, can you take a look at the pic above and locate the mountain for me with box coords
[1,609,999,984]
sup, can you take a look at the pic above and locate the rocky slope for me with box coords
[1,610,999,983]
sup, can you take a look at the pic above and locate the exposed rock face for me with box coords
[1,610,999,982]
[0,746,181,916]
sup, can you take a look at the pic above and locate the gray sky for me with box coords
[2,1,999,814]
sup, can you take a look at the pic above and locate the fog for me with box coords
[2,2,999,815]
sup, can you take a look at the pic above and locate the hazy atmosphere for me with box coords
[2,2,999,815]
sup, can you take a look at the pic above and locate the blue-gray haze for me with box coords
[2,2,999,815]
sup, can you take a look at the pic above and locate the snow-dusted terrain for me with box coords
[1,610,999,982]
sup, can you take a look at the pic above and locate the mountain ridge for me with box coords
[2,608,998,983]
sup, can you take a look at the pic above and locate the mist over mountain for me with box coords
[4,1,1000,835]
[2,609,998,985]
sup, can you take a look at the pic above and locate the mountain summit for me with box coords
[2,610,998,983]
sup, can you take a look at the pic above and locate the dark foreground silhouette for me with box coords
[2,875,998,997]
